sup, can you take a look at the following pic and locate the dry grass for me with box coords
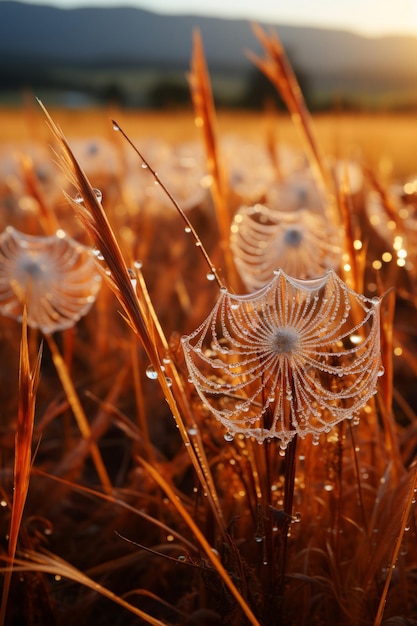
[0,30,417,626]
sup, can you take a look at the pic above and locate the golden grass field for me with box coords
[3,107,417,181]
[1,33,417,625]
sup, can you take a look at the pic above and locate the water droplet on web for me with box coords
[206,272,216,281]
[134,260,143,269]
[74,193,84,204]
[188,426,198,436]
[184,226,192,233]
[112,122,120,131]
[141,163,148,169]
[127,268,136,279]
[224,432,234,442]
[312,435,320,446]
[165,377,173,387]
[145,365,158,380]
[377,366,385,377]
[293,512,301,523]
[254,534,263,543]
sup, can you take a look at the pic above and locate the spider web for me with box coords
[182,269,382,446]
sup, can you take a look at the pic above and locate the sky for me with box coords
[19,0,417,37]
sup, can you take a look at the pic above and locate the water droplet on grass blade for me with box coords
[146,365,158,380]
[93,188,102,203]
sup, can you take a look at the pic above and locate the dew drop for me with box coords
[206,272,216,281]
[224,432,234,442]
[324,482,334,492]
[74,193,84,204]
[377,366,385,377]
[312,435,320,446]
[112,121,120,131]
[93,188,102,203]
[165,377,173,387]
[134,260,143,269]
[254,534,263,543]
[141,163,148,169]
[145,365,158,380]
[188,426,198,436]
[184,226,192,233]
[293,512,301,523]
[177,555,186,562]
[92,248,104,260]
[127,268,136,279]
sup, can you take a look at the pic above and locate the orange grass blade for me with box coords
[37,99,160,368]
[139,457,261,626]
[376,288,403,474]
[38,102,227,536]
[111,119,224,290]
[248,24,338,223]
[18,152,60,235]
[188,30,238,286]
[373,466,417,626]
[32,467,197,552]
[45,333,113,494]
[0,551,168,626]
[0,312,42,626]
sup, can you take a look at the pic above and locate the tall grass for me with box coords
[0,28,416,626]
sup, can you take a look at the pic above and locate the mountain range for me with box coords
[2,1,417,109]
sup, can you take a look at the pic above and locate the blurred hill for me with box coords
[2,0,417,109]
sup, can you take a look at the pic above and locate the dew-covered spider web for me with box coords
[182,269,382,446]
[0,226,102,334]
[230,204,342,291]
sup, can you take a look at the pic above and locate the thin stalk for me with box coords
[280,434,298,586]
[348,422,369,539]
[0,315,42,626]
[139,457,262,626]
[111,119,225,290]
[188,31,237,287]
[45,333,113,495]
[1,553,168,626]
[130,341,155,464]
[373,467,417,626]
[134,266,226,533]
